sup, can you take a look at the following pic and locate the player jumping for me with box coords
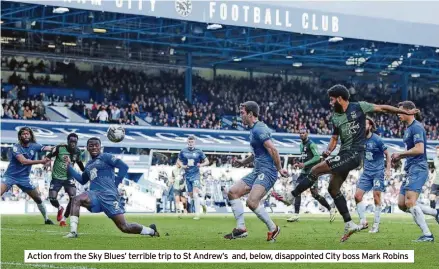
[177,136,209,220]
[275,128,336,223]
[1,127,54,224]
[273,85,420,242]
[224,101,288,242]
[63,137,159,238]
[354,117,391,233]
[391,101,439,242]
[430,146,439,210]
[45,133,85,226]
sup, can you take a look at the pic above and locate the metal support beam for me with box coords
[185,52,193,104]
[402,73,409,101]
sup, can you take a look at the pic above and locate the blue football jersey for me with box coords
[178,147,206,180]
[403,120,428,171]
[83,153,126,197]
[5,143,44,178]
[249,121,275,171]
[364,134,387,172]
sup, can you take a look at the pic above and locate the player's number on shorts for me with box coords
[374,180,380,188]
[188,159,195,167]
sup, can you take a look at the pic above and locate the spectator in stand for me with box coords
[96,106,109,123]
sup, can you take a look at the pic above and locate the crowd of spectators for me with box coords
[2,57,439,139]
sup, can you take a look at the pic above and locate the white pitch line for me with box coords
[1,262,106,269]
[1,228,90,235]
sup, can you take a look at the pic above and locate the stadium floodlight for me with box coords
[285,55,293,59]
[233,57,242,62]
[53,7,69,14]
[328,37,343,43]
[380,71,389,76]
[62,42,76,47]
[47,44,56,48]
[292,62,302,67]
[436,48,439,53]
[93,28,107,34]
[355,67,364,73]
[411,73,420,78]
[207,24,222,30]
[0,21,4,24]
[422,60,427,65]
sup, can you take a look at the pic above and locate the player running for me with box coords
[430,146,439,210]
[275,128,336,223]
[177,136,209,220]
[224,101,288,242]
[391,101,439,242]
[63,137,159,238]
[1,127,54,224]
[45,133,85,226]
[274,85,420,242]
[354,117,391,233]
[171,163,187,215]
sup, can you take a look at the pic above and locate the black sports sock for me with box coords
[430,200,436,210]
[332,192,351,223]
[64,199,72,218]
[291,174,317,197]
[49,198,60,209]
[294,196,301,214]
[314,194,331,211]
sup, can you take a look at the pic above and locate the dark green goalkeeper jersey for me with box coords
[46,144,84,180]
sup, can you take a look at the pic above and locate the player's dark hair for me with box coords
[240,101,260,117]
[366,117,377,132]
[18,127,36,144]
[327,84,350,101]
[299,127,308,133]
[67,133,79,141]
[188,135,195,141]
[397,101,422,121]
[87,137,101,146]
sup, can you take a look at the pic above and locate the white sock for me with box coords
[62,216,66,221]
[356,201,366,223]
[140,226,154,235]
[177,202,183,213]
[253,205,276,232]
[409,206,432,236]
[70,216,79,234]
[193,194,201,217]
[374,205,381,224]
[418,203,437,216]
[230,199,246,230]
[37,203,48,221]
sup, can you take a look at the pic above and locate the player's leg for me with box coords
[1,182,9,196]
[61,184,77,226]
[111,214,159,237]
[369,190,382,233]
[175,194,182,214]
[247,184,280,241]
[181,196,188,213]
[290,161,331,202]
[64,192,92,238]
[354,178,369,228]
[429,193,437,209]
[192,181,202,220]
[429,184,438,209]
[310,183,335,222]
[25,185,54,225]
[224,177,252,239]
[48,180,64,222]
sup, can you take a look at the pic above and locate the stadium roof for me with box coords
[1,1,439,87]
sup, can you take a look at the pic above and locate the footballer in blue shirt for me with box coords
[354,117,391,233]
[177,136,209,220]
[63,137,159,238]
[391,101,439,242]
[224,101,289,242]
[1,127,54,224]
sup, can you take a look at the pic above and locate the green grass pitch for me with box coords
[1,214,438,269]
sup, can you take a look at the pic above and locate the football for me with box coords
[107,125,125,143]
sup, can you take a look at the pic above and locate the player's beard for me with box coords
[333,101,343,113]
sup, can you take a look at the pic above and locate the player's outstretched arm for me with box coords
[372,104,419,115]
[76,160,85,172]
[67,165,90,185]
[15,154,49,166]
